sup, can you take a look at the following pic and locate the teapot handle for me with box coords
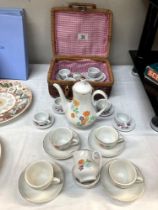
[92,90,108,117]
[92,151,102,171]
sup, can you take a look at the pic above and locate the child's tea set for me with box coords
[18,78,140,204]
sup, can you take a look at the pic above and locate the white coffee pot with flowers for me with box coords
[53,80,108,128]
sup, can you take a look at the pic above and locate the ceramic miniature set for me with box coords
[0,79,141,205]
[56,67,107,82]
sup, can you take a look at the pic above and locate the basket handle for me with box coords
[69,3,96,11]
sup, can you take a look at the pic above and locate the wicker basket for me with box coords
[48,3,114,99]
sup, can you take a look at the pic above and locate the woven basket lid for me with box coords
[52,6,112,58]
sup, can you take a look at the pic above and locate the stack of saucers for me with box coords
[33,112,55,129]
[88,126,125,158]
[43,127,81,160]
[18,160,64,204]
[101,159,145,202]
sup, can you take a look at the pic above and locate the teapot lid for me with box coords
[73,80,92,94]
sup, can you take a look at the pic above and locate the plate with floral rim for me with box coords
[0,80,32,124]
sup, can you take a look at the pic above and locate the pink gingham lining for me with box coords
[52,59,110,82]
[55,11,110,57]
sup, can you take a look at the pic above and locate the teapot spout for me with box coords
[53,83,69,112]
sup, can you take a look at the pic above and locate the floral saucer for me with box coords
[101,160,145,202]
[18,161,64,204]
[88,127,125,158]
[113,118,136,132]
[43,129,81,160]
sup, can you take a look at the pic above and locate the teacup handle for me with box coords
[135,168,144,183]
[71,138,79,146]
[92,90,108,117]
[118,134,125,143]
[52,177,61,185]
[46,119,51,124]
[135,176,144,183]
[92,151,102,171]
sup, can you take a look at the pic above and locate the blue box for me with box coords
[0,8,29,80]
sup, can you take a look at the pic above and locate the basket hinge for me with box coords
[64,85,70,97]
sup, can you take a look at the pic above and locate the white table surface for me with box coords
[0,64,158,210]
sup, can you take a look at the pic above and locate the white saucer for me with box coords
[18,162,64,204]
[72,171,100,189]
[113,118,135,132]
[43,129,81,160]
[88,127,125,158]
[52,105,64,115]
[101,160,145,202]
[84,72,107,82]
[33,116,55,129]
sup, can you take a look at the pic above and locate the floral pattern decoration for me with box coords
[0,80,32,124]
[71,99,96,126]
[78,159,91,171]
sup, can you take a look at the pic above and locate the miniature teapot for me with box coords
[53,80,108,128]
[72,150,102,183]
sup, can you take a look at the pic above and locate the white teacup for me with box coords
[58,69,71,80]
[24,160,60,190]
[114,112,131,128]
[72,72,82,80]
[88,67,101,78]
[33,112,51,126]
[108,159,143,189]
[95,126,124,149]
[96,99,112,113]
[51,127,79,150]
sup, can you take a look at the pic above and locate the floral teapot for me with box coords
[53,80,108,128]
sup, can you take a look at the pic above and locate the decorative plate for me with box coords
[0,80,32,124]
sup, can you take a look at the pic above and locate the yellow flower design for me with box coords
[73,99,80,107]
